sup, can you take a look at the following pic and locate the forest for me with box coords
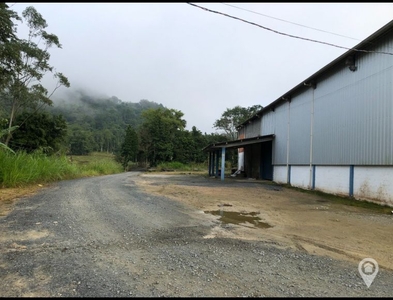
[0,3,262,172]
[46,91,233,168]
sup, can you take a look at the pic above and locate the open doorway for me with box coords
[243,140,273,180]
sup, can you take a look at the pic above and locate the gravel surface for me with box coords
[0,172,392,297]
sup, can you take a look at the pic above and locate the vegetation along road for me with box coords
[1,172,392,297]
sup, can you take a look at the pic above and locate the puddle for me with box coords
[204,210,272,229]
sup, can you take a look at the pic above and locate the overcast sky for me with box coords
[9,2,393,134]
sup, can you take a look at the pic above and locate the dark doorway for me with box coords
[260,140,273,180]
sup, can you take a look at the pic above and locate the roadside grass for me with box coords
[0,150,79,188]
[71,152,123,177]
[0,150,208,189]
[0,151,123,188]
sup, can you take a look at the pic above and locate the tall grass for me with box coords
[77,155,123,177]
[156,161,207,172]
[0,151,123,188]
[0,151,79,187]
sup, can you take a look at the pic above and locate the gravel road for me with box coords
[0,172,392,297]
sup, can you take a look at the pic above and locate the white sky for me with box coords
[8,2,393,134]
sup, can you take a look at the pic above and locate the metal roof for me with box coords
[203,134,275,152]
[236,19,393,129]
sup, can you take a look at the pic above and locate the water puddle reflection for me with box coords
[204,210,272,229]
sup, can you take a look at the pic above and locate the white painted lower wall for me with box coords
[272,164,393,207]
[273,166,288,184]
[314,166,350,197]
[290,166,311,189]
[354,166,393,206]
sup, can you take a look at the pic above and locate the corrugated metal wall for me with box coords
[244,118,261,138]
[261,110,277,167]
[261,110,275,135]
[313,35,393,165]
[240,32,393,167]
[272,103,289,165]
[288,89,313,165]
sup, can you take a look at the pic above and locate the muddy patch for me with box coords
[204,210,272,229]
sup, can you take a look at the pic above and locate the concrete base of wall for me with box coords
[273,165,393,207]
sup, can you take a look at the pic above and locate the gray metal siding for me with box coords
[261,110,275,135]
[244,118,261,138]
[313,35,393,165]
[239,32,393,167]
[273,103,289,165]
[288,90,312,165]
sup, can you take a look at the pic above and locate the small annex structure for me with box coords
[203,19,393,207]
[203,134,274,180]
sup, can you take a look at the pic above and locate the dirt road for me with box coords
[0,172,392,297]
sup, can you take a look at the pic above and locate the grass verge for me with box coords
[0,151,123,188]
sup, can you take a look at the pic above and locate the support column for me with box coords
[211,152,214,176]
[221,147,226,181]
[312,165,316,190]
[215,150,219,177]
[349,165,354,197]
[287,165,291,185]
[212,150,216,176]
[208,152,212,176]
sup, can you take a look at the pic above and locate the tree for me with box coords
[172,130,194,164]
[139,108,186,167]
[10,111,67,154]
[68,125,94,155]
[119,125,138,170]
[1,5,70,147]
[0,3,21,90]
[189,126,208,163]
[213,105,263,140]
[0,3,21,143]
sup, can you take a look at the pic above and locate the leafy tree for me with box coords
[10,111,67,154]
[1,5,70,147]
[119,125,138,170]
[0,3,21,90]
[68,125,94,155]
[172,130,194,164]
[189,126,209,163]
[139,108,186,167]
[213,105,263,140]
[101,128,115,153]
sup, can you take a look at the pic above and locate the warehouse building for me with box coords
[204,20,393,207]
